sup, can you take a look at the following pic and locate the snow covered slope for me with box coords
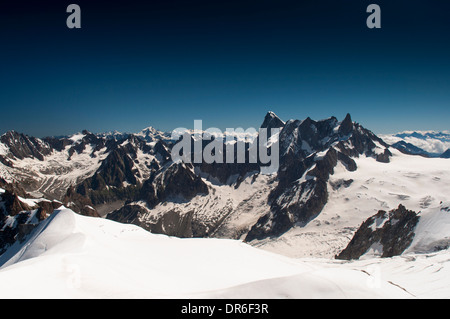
[407,202,450,254]
[1,207,448,299]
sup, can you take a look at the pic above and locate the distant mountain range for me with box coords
[1,112,449,261]
[380,131,450,158]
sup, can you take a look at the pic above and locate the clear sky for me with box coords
[0,0,449,137]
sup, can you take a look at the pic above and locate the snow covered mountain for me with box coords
[0,112,449,263]
[136,126,172,142]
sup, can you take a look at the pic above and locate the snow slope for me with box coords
[205,249,450,299]
[406,202,450,254]
[0,207,448,299]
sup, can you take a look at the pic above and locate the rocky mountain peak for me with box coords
[81,129,92,135]
[137,126,171,142]
[261,111,285,130]
[338,113,353,136]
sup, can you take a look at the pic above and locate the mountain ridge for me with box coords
[0,112,449,260]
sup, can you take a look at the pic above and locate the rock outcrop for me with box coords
[336,205,420,260]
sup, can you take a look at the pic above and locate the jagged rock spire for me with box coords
[260,111,285,130]
[339,113,353,136]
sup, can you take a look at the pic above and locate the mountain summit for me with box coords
[260,111,285,130]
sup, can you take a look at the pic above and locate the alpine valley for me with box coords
[1,112,449,299]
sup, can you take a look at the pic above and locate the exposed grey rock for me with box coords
[336,205,420,260]
[329,179,354,191]
[140,162,209,209]
[260,111,285,132]
[106,204,194,238]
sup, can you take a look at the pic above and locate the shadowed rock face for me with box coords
[260,111,285,131]
[336,205,420,260]
[106,162,209,237]
[140,162,209,208]
[0,131,52,162]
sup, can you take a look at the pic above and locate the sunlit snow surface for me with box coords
[0,207,449,299]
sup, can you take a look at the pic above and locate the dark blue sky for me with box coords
[1,0,449,137]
